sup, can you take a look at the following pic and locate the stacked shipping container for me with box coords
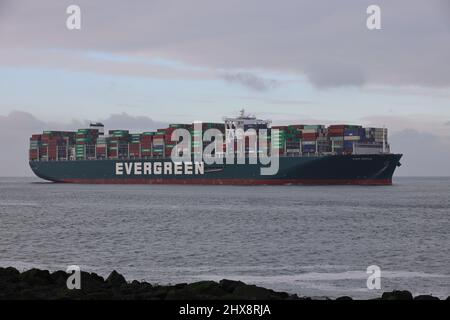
[29,122,389,161]
[42,131,75,160]
[301,125,327,155]
[153,129,166,158]
[76,129,99,160]
[141,132,154,158]
[193,123,224,157]
[129,134,142,158]
[107,130,129,159]
[29,134,42,161]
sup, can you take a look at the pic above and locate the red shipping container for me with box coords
[329,125,347,129]
[96,147,106,154]
[47,149,57,158]
[129,145,140,154]
[141,136,153,142]
[328,128,345,133]
[329,129,344,133]
[29,150,38,159]
[328,133,344,137]
[302,133,318,140]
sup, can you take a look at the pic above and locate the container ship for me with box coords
[29,112,402,185]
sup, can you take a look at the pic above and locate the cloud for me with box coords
[220,72,279,92]
[390,129,450,176]
[0,50,214,80]
[99,113,167,132]
[304,61,366,88]
[360,114,450,137]
[0,111,167,177]
[0,0,449,88]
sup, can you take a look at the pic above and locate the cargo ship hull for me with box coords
[29,154,402,185]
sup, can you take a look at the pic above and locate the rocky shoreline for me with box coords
[0,267,447,300]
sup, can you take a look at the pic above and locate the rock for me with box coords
[81,272,105,291]
[89,272,105,283]
[129,280,153,291]
[0,267,20,283]
[151,285,171,299]
[336,296,353,300]
[105,270,127,287]
[413,295,440,300]
[381,290,413,300]
[166,281,228,300]
[50,270,68,285]
[174,283,187,289]
[298,296,312,300]
[19,268,53,286]
[3,266,438,301]
[232,284,276,300]
[219,279,246,293]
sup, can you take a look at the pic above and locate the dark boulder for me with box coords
[232,284,277,300]
[336,296,353,300]
[413,295,440,301]
[381,290,413,300]
[219,279,246,293]
[89,272,105,283]
[81,272,105,291]
[129,280,153,291]
[0,267,20,283]
[174,283,187,289]
[50,270,68,285]
[19,268,53,286]
[105,270,127,287]
[166,281,228,300]
[150,285,171,299]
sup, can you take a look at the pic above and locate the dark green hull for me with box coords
[29,154,402,185]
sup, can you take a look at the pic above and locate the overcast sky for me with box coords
[0,0,449,176]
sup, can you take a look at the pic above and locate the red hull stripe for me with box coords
[59,178,393,186]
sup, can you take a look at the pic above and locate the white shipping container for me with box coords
[344,136,360,141]
[301,129,319,134]
[354,143,384,154]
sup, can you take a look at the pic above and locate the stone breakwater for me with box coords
[0,267,447,300]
